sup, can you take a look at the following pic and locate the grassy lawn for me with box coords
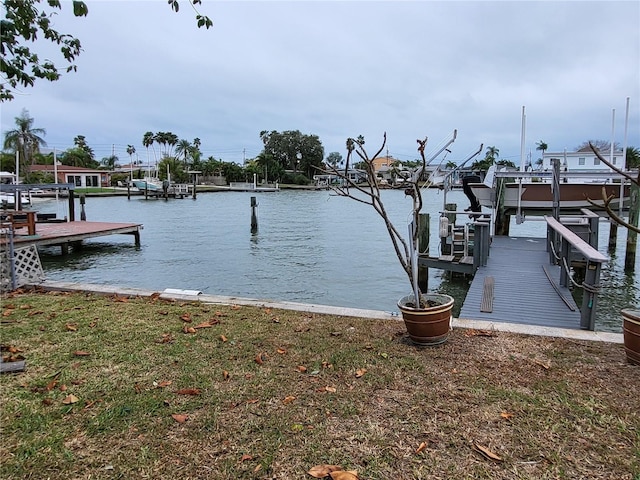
[1,289,638,479]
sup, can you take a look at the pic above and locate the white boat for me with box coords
[467,166,631,213]
[132,178,164,193]
[0,191,32,208]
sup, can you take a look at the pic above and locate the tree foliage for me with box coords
[2,108,47,167]
[1,0,212,101]
[258,130,324,182]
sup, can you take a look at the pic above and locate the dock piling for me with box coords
[251,197,258,233]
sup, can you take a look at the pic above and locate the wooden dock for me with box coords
[459,236,582,329]
[1,220,142,254]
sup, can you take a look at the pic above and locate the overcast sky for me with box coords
[2,0,639,166]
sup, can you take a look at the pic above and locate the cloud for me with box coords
[2,0,638,164]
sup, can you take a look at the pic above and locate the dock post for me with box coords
[68,190,75,221]
[625,180,639,271]
[79,194,86,221]
[417,213,429,291]
[127,182,131,200]
[608,222,618,252]
[250,197,258,233]
[580,261,602,331]
[192,182,197,199]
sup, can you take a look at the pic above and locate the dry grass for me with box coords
[0,288,638,480]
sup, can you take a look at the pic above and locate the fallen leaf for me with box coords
[65,323,78,331]
[277,347,287,354]
[325,386,337,393]
[283,395,296,404]
[308,465,343,478]
[219,335,228,342]
[330,471,359,480]
[231,305,241,310]
[42,398,53,406]
[194,319,219,329]
[474,444,503,461]
[46,379,58,391]
[62,394,79,404]
[154,380,172,388]
[416,441,427,454]
[180,313,192,323]
[59,384,67,392]
[355,368,367,378]
[113,295,129,303]
[297,365,307,373]
[534,359,551,370]
[500,412,514,420]
[73,351,91,356]
[176,388,201,396]
[255,354,264,365]
[240,453,252,462]
[172,413,188,423]
[182,326,196,334]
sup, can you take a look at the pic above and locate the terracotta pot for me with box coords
[622,308,640,366]
[397,293,454,346]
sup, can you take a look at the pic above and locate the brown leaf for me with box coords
[46,379,58,391]
[73,350,91,356]
[172,413,188,423]
[255,353,264,365]
[297,365,307,373]
[282,395,296,404]
[65,323,78,331]
[194,319,220,329]
[500,411,514,420]
[276,347,287,355]
[355,368,367,378]
[474,444,503,461]
[219,334,228,342]
[230,305,241,310]
[62,394,79,404]
[534,359,551,370]
[180,313,192,323]
[308,465,343,478]
[113,295,129,303]
[240,453,253,462]
[416,441,427,454]
[330,472,359,480]
[182,326,196,334]
[155,380,172,388]
[59,384,67,392]
[325,386,337,393]
[222,370,230,380]
[42,398,53,406]
[176,388,201,396]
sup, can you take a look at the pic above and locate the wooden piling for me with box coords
[625,180,639,270]
[417,213,430,291]
[251,197,258,233]
[79,194,86,221]
[68,190,75,221]
[608,222,618,252]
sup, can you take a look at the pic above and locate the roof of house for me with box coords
[29,164,108,174]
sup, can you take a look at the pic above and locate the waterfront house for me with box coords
[29,164,111,187]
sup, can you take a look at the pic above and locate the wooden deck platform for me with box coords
[459,236,581,329]
[1,220,142,253]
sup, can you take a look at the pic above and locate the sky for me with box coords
[1,0,639,167]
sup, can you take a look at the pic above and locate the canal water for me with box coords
[35,188,638,333]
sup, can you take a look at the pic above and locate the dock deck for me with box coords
[459,236,581,329]
[1,220,142,252]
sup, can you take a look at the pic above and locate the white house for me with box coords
[541,148,624,173]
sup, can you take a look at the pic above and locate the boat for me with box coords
[0,191,32,208]
[132,178,164,193]
[467,166,631,214]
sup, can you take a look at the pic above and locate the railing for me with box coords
[545,215,608,330]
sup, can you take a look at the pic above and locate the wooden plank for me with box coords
[480,276,494,313]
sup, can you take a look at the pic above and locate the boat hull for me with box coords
[469,182,630,211]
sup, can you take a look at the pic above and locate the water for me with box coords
[34,189,638,332]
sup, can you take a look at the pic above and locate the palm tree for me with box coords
[175,139,192,167]
[142,131,155,167]
[536,140,548,170]
[3,109,47,178]
[126,145,136,180]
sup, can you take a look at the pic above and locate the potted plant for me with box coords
[323,131,457,345]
